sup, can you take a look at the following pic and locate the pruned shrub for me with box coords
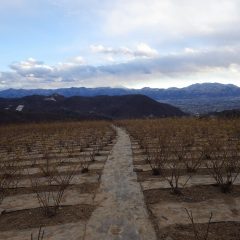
[185,208,212,240]
[31,226,45,240]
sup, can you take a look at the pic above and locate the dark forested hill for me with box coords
[0,94,186,124]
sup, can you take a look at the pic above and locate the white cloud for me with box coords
[103,0,239,38]
[90,43,158,59]
[184,48,200,54]
[57,56,85,70]
[90,45,113,54]
[135,43,158,58]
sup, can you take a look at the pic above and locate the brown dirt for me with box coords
[13,168,102,180]
[0,204,95,231]
[133,160,147,165]
[5,182,99,196]
[159,221,240,240]
[136,169,210,182]
[144,185,240,204]
[19,160,93,169]
[132,151,146,156]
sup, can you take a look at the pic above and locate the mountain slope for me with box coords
[1,83,240,99]
[0,94,186,124]
[1,83,240,114]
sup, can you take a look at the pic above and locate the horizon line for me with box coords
[0,82,239,91]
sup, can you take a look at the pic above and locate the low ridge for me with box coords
[0,94,186,124]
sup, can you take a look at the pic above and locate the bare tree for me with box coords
[161,134,192,195]
[205,137,240,193]
[30,164,80,217]
[0,160,19,203]
[31,226,45,240]
[185,208,212,240]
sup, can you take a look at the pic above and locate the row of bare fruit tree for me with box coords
[120,118,240,194]
[0,121,115,217]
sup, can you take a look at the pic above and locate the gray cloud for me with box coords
[1,46,240,89]
[10,58,54,78]
[90,47,240,76]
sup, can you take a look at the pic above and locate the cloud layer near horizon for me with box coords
[1,46,240,89]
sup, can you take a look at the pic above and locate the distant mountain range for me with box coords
[1,83,240,114]
[0,94,185,124]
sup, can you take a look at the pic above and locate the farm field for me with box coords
[121,118,240,240]
[0,118,240,239]
[0,121,116,239]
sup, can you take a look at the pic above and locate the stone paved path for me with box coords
[84,127,157,240]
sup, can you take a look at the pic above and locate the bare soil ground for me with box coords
[136,169,210,182]
[144,185,240,203]
[5,182,99,196]
[0,204,95,231]
[159,222,240,240]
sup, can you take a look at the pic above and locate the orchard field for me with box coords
[120,118,240,240]
[0,121,116,239]
[0,118,240,239]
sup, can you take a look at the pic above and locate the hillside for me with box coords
[0,94,185,124]
[1,83,240,114]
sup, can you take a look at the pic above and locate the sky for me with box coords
[0,0,240,89]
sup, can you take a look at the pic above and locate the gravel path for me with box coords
[84,127,156,240]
